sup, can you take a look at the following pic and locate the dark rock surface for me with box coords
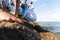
[0,19,60,40]
[0,22,40,40]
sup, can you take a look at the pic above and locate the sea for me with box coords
[38,22,60,35]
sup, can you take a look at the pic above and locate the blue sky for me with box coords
[21,0,60,22]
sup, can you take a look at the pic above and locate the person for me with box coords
[28,2,34,10]
[24,9,37,22]
[0,0,2,8]
[20,1,36,22]
[2,0,15,15]
[21,0,28,16]
[9,0,16,15]
[0,0,23,24]
[19,1,22,13]
[23,1,36,22]
[23,0,28,8]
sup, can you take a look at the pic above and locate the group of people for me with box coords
[0,0,37,22]
[0,0,16,15]
[0,0,23,24]
[19,0,34,14]
[20,0,37,21]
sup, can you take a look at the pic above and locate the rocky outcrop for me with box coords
[0,19,60,40]
[39,32,60,40]
[0,22,40,40]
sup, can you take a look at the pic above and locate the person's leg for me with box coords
[0,9,23,24]
[11,0,16,15]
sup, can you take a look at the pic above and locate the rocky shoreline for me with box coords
[0,21,60,40]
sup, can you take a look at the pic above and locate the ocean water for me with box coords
[38,22,60,35]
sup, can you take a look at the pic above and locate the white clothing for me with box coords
[28,4,34,10]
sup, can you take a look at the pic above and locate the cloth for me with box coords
[8,5,15,12]
[20,3,28,15]
[19,1,28,15]
[2,0,10,6]
[21,7,28,15]
[28,4,34,10]
[24,9,37,21]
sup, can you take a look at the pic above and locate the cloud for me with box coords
[31,0,38,2]
[36,8,60,22]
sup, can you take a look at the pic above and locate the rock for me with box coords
[39,32,60,40]
[0,17,60,40]
[0,22,40,40]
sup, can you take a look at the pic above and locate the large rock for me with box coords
[0,22,40,40]
[0,21,60,40]
[39,32,60,40]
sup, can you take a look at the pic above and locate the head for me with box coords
[24,0,27,1]
[31,2,33,4]
[24,0,27,3]
[11,3,14,6]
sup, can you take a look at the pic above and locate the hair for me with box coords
[24,0,27,3]
[31,2,33,4]
[11,3,14,6]
[21,4,25,9]
[25,0,27,1]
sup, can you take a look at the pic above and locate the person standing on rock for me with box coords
[21,0,28,16]
[28,2,34,10]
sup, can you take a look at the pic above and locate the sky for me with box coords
[26,0,60,22]
[1,0,60,22]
